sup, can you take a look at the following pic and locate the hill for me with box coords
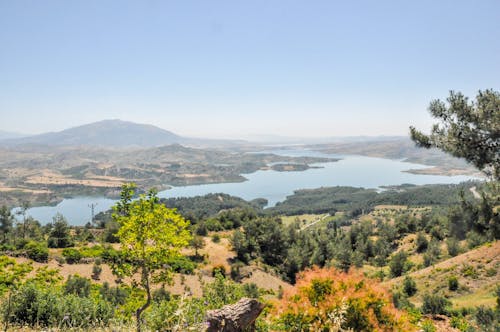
[1,119,184,147]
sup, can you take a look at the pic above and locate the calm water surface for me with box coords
[16,149,478,225]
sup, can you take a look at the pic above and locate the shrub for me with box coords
[24,241,49,262]
[152,287,171,303]
[403,276,417,296]
[448,276,459,291]
[3,282,113,328]
[389,251,409,277]
[212,234,221,243]
[166,255,196,274]
[92,262,102,280]
[212,264,227,278]
[62,248,82,264]
[270,267,416,331]
[475,305,495,329]
[421,293,450,315]
[421,319,436,332]
[415,232,428,253]
[446,237,461,257]
[243,283,259,298]
[99,282,129,306]
[64,275,91,297]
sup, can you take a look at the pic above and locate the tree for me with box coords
[410,89,499,180]
[190,235,205,257]
[111,183,191,332]
[389,251,409,277]
[0,206,14,243]
[47,213,73,248]
[16,201,30,239]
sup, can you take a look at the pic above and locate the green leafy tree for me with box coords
[111,183,192,332]
[410,89,499,180]
[389,251,409,277]
[47,213,73,248]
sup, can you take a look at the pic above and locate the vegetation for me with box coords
[410,89,500,180]
[111,183,192,332]
[270,267,416,331]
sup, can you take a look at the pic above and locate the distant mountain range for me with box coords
[0,119,245,148]
[0,119,410,148]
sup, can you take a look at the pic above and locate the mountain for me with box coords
[0,120,192,148]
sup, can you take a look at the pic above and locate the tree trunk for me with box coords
[136,265,152,332]
[205,298,265,332]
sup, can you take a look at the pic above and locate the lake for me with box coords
[15,149,478,225]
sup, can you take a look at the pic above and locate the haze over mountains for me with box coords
[0,119,411,148]
[0,119,245,148]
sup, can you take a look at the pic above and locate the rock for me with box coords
[205,298,265,332]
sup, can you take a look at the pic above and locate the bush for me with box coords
[446,237,461,257]
[166,255,196,274]
[62,248,82,264]
[389,251,409,277]
[403,276,417,296]
[24,241,49,262]
[92,262,102,280]
[212,234,221,243]
[475,305,495,329]
[415,232,428,253]
[3,282,113,328]
[64,275,91,297]
[270,267,416,331]
[212,265,227,278]
[99,282,129,306]
[421,293,450,315]
[448,276,459,291]
[152,287,171,303]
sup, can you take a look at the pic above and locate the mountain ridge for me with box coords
[0,119,244,148]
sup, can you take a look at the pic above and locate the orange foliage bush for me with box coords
[269,266,416,331]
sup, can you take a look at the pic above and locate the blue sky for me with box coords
[0,0,499,138]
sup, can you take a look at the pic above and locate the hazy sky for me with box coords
[1,1,499,138]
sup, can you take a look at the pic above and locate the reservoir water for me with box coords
[16,149,478,225]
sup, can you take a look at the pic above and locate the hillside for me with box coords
[1,119,183,147]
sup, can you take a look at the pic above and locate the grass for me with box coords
[451,285,498,309]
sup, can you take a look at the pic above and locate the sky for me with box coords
[0,1,499,139]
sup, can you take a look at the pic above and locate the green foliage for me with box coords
[0,255,32,295]
[162,193,262,224]
[446,237,461,257]
[62,247,82,264]
[99,282,129,306]
[212,265,227,278]
[415,232,428,253]
[474,305,496,330]
[410,89,500,180]
[421,293,450,315]
[421,319,436,332]
[112,183,192,331]
[211,233,221,243]
[389,251,409,277]
[403,276,417,296]
[24,240,49,262]
[64,275,91,297]
[448,276,459,291]
[3,282,113,328]
[47,213,73,248]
